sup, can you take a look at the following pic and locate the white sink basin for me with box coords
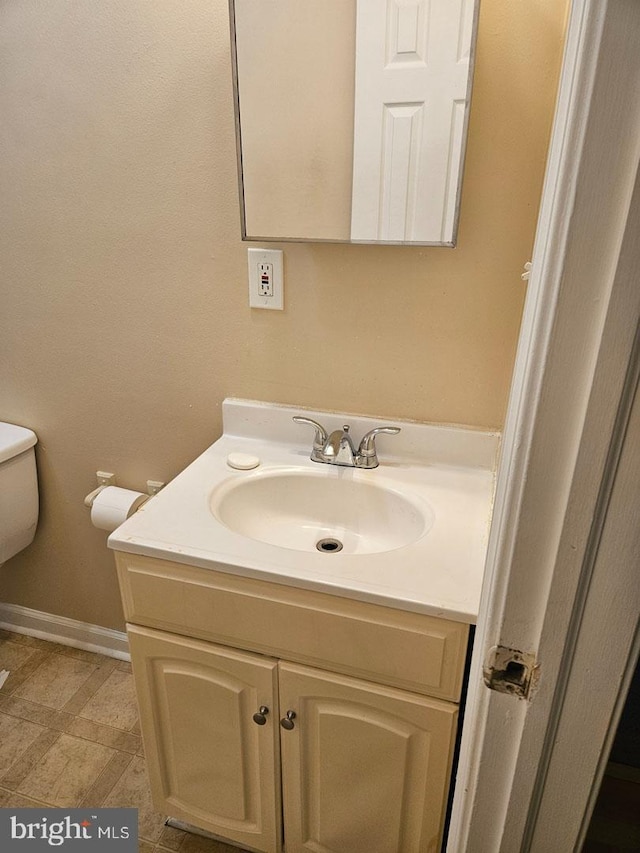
[210,468,431,554]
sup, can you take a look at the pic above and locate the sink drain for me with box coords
[316,537,343,553]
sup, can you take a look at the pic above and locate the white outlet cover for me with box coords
[248,248,284,310]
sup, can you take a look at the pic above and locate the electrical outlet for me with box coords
[248,248,284,309]
[258,263,274,296]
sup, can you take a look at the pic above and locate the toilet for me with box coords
[0,423,39,566]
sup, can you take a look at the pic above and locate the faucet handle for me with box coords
[292,416,328,453]
[358,426,401,464]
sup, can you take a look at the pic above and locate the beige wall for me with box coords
[0,0,567,631]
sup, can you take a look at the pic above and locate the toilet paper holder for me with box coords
[84,471,117,508]
[84,471,164,508]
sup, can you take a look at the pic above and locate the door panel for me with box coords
[279,662,458,853]
[351,0,474,242]
[127,625,281,853]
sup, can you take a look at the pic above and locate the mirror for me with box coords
[230,0,479,246]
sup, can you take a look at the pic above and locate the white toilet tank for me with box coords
[0,423,39,566]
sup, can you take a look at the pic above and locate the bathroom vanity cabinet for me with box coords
[116,552,470,853]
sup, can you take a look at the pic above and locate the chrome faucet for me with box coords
[293,416,400,469]
[324,424,357,466]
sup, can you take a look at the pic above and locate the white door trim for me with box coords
[448,0,640,849]
[531,309,640,851]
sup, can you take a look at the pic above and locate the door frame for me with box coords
[447,0,640,849]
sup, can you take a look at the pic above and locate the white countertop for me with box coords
[108,399,499,624]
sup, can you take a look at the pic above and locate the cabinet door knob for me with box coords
[280,710,296,730]
[252,706,270,726]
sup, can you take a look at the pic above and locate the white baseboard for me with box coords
[0,602,129,661]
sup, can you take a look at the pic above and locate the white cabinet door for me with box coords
[278,661,458,853]
[127,625,282,853]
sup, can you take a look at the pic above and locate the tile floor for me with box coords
[0,629,251,852]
